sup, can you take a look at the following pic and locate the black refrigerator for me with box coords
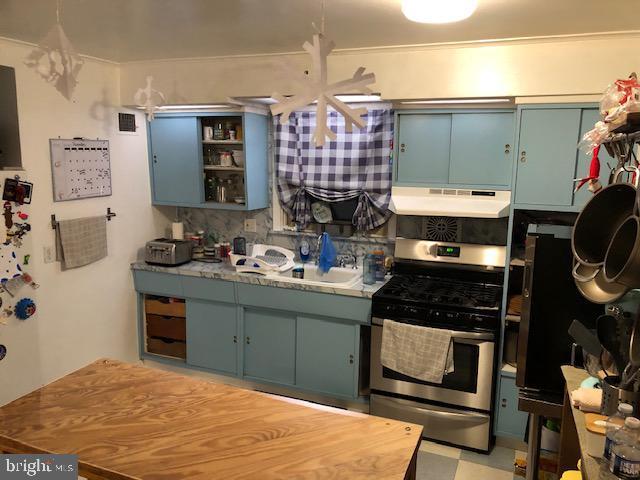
[516,231,603,400]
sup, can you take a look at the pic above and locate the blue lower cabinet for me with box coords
[243,308,296,385]
[295,316,358,398]
[186,300,238,375]
[495,373,528,439]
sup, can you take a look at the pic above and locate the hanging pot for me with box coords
[573,261,628,304]
[604,216,640,288]
[572,167,638,267]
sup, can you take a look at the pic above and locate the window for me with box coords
[272,107,394,235]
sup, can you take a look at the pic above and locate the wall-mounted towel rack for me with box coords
[51,208,116,230]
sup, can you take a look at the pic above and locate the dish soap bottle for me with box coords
[299,240,311,263]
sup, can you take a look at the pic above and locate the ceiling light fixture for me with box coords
[401,98,511,105]
[135,104,228,110]
[401,0,478,24]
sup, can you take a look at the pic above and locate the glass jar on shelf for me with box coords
[213,122,225,141]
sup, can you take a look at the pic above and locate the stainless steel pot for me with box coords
[572,168,638,266]
[573,261,628,304]
[604,216,640,287]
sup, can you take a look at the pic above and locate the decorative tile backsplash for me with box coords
[178,206,509,265]
[177,207,392,262]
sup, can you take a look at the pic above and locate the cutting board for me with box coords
[585,413,608,435]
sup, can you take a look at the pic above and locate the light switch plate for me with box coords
[244,218,257,233]
[43,245,55,264]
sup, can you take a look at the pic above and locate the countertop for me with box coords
[131,261,386,299]
[561,365,616,480]
[0,359,422,479]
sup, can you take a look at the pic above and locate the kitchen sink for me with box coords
[268,265,362,288]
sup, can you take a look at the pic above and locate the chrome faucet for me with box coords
[338,254,358,269]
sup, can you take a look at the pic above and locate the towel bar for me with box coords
[51,208,116,230]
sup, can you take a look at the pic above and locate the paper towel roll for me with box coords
[171,222,184,240]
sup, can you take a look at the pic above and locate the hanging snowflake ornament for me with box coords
[24,23,84,100]
[134,76,166,121]
[270,33,376,147]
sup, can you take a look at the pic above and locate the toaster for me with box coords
[145,238,192,266]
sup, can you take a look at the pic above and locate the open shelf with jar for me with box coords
[147,108,268,210]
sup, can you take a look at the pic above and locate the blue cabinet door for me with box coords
[396,114,452,184]
[243,309,296,385]
[149,116,202,204]
[449,112,515,187]
[295,317,357,398]
[495,374,528,439]
[572,108,616,208]
[514,108,582,206]
[186,300,238,374]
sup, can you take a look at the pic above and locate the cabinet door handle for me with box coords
[153,154,158,163]
[505,144,511,154]
[400,143,405,153]
[519,151,526,163]
[233,335,237,344]
[246,336,250,344]
[501,398,507,408]
[349,354,354,364]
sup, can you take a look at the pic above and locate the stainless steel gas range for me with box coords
[370,238,506,452]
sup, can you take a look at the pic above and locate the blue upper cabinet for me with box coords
[149,117,202,204]
[395,110,516,189]
[514,106,592,209]
[396,113,451,184]
[449,112,515,187]
[148,110,269,210]
[572,108,615,209]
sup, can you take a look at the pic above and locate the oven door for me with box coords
[370,319,495,411]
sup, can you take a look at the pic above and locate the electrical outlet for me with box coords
[43,245,55,264]
[244,218,257,233]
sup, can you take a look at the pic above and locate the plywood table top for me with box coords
[0,359,422,479]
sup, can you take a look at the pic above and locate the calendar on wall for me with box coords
[50,139,112,201]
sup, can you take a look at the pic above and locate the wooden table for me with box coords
[0,359,422,479]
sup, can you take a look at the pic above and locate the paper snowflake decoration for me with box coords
[134,76,166,121]
[270,33,376,147]
[24,23,84,101]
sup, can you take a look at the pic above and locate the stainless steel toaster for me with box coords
[145,238,192,266]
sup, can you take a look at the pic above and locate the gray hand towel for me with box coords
[55,216,107,269]
[381,319,454,384]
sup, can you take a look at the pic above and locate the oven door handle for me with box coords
[373,396,488,424]
[371,318,494,341]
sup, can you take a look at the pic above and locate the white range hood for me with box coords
[389,186,511,218]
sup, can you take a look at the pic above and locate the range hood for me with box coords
[389,186,511,218]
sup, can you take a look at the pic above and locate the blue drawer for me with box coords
[133,270,183,297]
[182,276,236,303]
[236,284,371,324]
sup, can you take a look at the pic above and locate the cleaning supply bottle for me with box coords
[610,416,640,479]
[604,403,634,462]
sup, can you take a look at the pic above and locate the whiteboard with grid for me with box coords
[50,139,112,201]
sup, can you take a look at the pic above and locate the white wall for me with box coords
[0,38,171,405]
[119,33,640,104]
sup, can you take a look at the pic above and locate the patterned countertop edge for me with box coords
[130,261,385,299]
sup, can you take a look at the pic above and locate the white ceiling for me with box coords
[0,0,638,63]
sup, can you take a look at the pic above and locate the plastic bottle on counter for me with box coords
[373,249,385,282]
[610,416,640,479]
[604,403,634,462]
[363,254,377,285]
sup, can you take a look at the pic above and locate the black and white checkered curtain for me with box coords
[274,109,393,231]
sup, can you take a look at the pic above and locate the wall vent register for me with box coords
[118,113,137,132]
